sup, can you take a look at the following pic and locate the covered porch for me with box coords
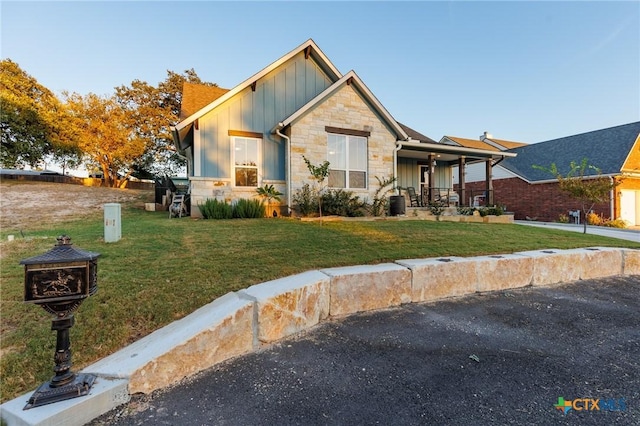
[394,140,517,207]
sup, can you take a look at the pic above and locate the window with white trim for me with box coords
[327,133,367,189]
[233,137,260,187]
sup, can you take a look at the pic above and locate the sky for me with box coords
[1,1,639,145]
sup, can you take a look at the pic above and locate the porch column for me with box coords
[458,156,466,206]
[427,153,435,203]
[485,160,494,205]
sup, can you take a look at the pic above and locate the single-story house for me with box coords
[171,39,516,217]
[455,122,640,226]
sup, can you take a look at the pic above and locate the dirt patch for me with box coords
[0,180,153,232]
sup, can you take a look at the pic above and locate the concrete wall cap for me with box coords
[241,270,329,300]
[84,292,253,378]
[320,263,408,277]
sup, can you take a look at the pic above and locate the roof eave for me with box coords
[176,39,343,131]
[280,70,409,141]
[398,140,517,159]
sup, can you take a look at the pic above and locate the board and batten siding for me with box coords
[452,162,518,184]
[396,158,452,190]
[195,51,333,181]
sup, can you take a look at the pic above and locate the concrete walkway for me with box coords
[515,220,640,243]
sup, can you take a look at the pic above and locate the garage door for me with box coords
[620,190,639,226]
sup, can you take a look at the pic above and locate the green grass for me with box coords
[1,205,639,402]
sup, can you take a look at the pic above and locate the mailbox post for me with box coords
[20,235,100,410]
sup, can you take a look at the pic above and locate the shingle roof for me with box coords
[444,136,502,151]
[179,82,229,121]
[500,122,640,182]
[398,123,437,143]
[487,138,527,150]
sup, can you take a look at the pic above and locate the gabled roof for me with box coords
[175,39,342,131]
[500,122,640,182]
[179,82,229,121]
[277,70,409,141]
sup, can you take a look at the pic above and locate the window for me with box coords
[233,137,260,187]
[327,133,367,189]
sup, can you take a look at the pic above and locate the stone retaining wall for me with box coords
[4,247,637,426]
[85,247,639,395]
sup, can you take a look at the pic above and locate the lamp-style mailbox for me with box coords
[20,235,100,410]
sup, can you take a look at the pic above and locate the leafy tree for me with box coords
[0,59,76,168]
[64,92,145,187]
[534,158,619,233]
[115,69,218,176]
[302,155,330,221]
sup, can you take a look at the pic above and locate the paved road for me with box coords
[515,220,640,243]
[91,275,640,425]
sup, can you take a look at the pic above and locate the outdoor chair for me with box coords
[407,187,421,207]
[169,193,187,218]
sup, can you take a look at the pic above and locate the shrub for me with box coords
[321,189,365,217]
[603,219,628,228]
[292,183,319,217]
[428,201,446,216]
[557,213,569,223]
[199,199,233,219]
[586,211,604,226]
[368,175,396,217]
[457,206,476,216]
[487,205,504,216]
[233,198,265,219]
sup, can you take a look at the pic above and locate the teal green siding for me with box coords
[197,51,333,180]
[397,158,452,190]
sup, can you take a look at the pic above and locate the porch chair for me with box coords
[169,193,187,218]
[407,187,421,207]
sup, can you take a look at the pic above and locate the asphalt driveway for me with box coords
[91,275,640,425]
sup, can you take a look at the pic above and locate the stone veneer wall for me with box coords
[289,84,397,202]
[189,177,287,218]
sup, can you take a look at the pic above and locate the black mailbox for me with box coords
[20,235,100,410]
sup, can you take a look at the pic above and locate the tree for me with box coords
[534,158,619,233]
[64,92,146,187]
[0,59,76,168]
[302,155,330,221]
[115,69,218,176]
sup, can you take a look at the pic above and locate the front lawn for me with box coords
[2,207,638,402]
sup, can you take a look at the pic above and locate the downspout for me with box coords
[274,122,291,214]
[610,176,615,219]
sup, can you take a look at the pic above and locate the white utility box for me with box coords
[104,203,121,243]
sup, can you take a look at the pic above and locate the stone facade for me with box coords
[289,84,397,204]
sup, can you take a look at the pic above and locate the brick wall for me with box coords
[461,178,612,222]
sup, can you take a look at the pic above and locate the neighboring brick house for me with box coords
[171,39,514,217]
[457,122,640,226]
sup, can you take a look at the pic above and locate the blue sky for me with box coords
[2,1,638,144]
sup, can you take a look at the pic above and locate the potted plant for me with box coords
[256,184,283,217]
